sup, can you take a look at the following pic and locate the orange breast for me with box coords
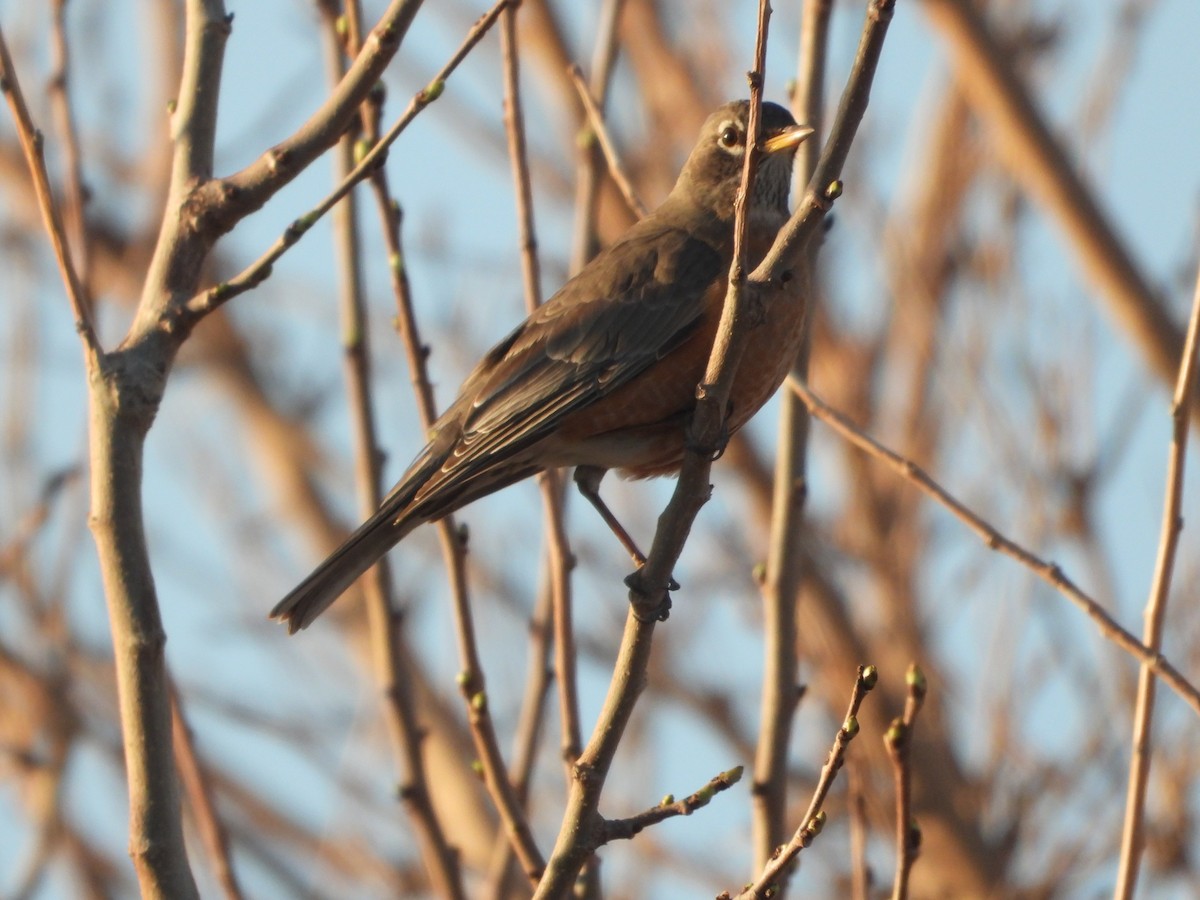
[552,228,806,478]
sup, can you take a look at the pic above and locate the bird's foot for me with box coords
[624,568,678,622]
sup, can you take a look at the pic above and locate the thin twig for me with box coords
[623,0,780,629]
[368,196,527,885]
[352,108,490,877]
[48,0,92,300]
[568,0,627,273]
[751,0,833,873]
[567,64,648,219]
[733,665,878,899]
[534,2,894,893]
[559,13,626,896]
[536,5,782,895]
[337,1,543,890]
[182,0,516,323]
[435,7,569,889]
[452,619,548,886]
[318,8,466,896]
[418,8,549,884]
[484,587,555,899]
[603,766,744,842]
[0,25,99,359]
[886,665,927,900]
[789,376,1200,717]
[542,468,581,769]
[750,0,895,283]
[1114,250,1200,896]
[500,3,583,776]
[481,12,585,890]
[169,684,245,900]
[848,763,870,900]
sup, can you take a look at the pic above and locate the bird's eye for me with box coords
[719,125,741,149]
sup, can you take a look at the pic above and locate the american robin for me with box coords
[272,100,813,632]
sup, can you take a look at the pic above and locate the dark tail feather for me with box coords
[270,510,420,634]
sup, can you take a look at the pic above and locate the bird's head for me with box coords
[675,100,814,223]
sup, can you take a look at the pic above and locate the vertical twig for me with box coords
[48,0,92,302]
[568,0,627,274]
[733,666,877,899]
[476,7,582,893]
[327,4,545,885]
[886,665,926,900]
[318,7,466,897]
[848,763,870,900]
[751,0,832,876]
[0,26,98,361]
[1113,251,1200,897]
[500,4,583,778]
[169,684,245,900]
[483,586,555,899]
[536,4,777,896]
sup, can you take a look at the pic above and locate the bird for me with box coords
[271,100,814,633]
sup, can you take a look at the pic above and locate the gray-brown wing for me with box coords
[404,218,724,511]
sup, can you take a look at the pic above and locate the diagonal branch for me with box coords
[789,376,1200,718]
[567,64,649,219]
[203,0,426,225]
[533,1,776,893]
[180,0,515,327]
[920,0,1198,425]
[733,665,878,899]
[0,26,99,361]
[1114,246,1200,894]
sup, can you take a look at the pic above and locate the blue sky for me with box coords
[4,0,1200,895]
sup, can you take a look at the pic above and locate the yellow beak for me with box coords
[762,124,816,154]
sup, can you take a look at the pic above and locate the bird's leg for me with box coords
[573,466,681,597]
[573,466,646,566]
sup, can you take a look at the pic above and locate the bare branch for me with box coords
[733,665,878,899]
[210,0,426,217]
[603,766,744,842]
[0,26,99,359]
[182,0,514,324]
[886,665,927,900]
[317,7,466,894]
[1114,240,1200,895]
[789,377,1200,718]
[920,0,1198,425]
[567,64,649,219]
[751,0,834,872]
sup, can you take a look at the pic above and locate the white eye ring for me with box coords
[718,123,742,149]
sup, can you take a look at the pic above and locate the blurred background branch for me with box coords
[2,0,1199,897]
